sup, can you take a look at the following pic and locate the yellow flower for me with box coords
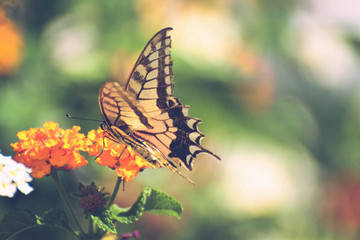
[11,122,88,178]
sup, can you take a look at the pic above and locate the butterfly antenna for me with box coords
[66,114,102,122]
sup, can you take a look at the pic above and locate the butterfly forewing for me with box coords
[125,27,178,113]
[99,27,220,176]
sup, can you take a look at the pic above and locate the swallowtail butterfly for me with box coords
[99,28,220,183]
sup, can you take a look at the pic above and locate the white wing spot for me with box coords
[189,145,202,155]
[187,119,197,129]
[186,155,192,164]
[165,56,170,65]
[165,76,172,85]
[189,132,201,143]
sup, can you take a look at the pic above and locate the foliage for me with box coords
[111,188,183,224]
[0,188,183,239]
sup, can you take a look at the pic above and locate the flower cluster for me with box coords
[0,153,33,198]
[87,128,154,182]
[11,122,154,182]
[11,122,88,178]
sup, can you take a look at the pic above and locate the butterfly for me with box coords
[98,27,220,183]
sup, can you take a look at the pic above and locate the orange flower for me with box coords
[11,122,153,182]
[11,122,88,178]
[87,128,154,182]
[0,7,23,75]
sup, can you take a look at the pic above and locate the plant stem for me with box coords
[88,217,94,236]
[107,177,122,209]
[51,170,86,236]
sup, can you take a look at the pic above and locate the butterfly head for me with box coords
[100,121,108,130]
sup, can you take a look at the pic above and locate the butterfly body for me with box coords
[101,120,165,166]
[99,28,220,182]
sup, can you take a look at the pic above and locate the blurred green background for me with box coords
[2,0,360,239]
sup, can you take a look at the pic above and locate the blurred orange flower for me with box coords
[0,7,23,75]
[87,128,154,182]
[11,122,88,178]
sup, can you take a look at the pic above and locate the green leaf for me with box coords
[111,188,183,224]
[143,188,183,217]
[91,209,116,234]
[0,208,38,240]
[40,209,70,231]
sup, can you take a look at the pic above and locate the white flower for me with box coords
[0,153,33,197]
[0,172,17,197]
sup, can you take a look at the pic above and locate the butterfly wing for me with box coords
[99,81,152,133]
[124,27,177,111]
[124,28,220,170]
[99,28,220,173]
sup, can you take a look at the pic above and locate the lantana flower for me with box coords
[11,122,88,178]
[0,153,33,198]
[11,121,154,182]
[87,128,154,182]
